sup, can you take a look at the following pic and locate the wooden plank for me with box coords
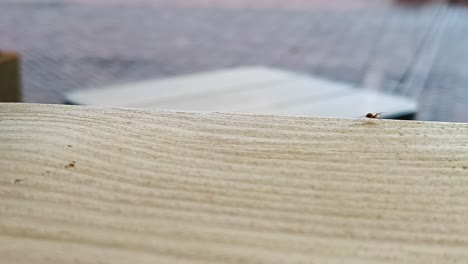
[153,78,353,113]
[65,67,295,107]
[1,103,468,263]
[0,51,21,102]
[65,67,417,118]
[271,90,418,118]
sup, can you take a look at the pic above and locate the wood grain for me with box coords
[1,103,468,263]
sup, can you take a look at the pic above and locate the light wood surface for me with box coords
[0,51,21,102]
[65,67,417,119]
[1,103,468,263]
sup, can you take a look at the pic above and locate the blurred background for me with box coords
[1,0,467,121]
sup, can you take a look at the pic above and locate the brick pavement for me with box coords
[1,0,467,122]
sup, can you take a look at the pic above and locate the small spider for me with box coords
[364,112,384,119]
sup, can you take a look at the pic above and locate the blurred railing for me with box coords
[395,0,468,6]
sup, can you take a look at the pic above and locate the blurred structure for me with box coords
[395,0,468,5]
[65,67,418,119]
[1,0,467,122]
[0,51,21,102]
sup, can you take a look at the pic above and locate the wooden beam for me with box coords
[0,51,21,102]
[1,103,468,263]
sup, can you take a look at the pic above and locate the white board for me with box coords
[65,66,418,118]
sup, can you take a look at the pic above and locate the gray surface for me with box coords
[1,1,467,122]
